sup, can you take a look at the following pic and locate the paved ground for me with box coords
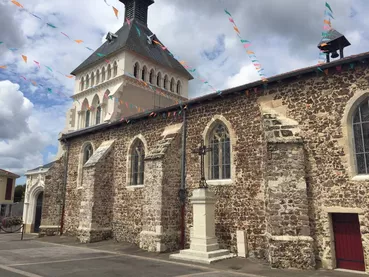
[0,232,365,277]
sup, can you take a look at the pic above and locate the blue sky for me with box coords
[0,0,368,184]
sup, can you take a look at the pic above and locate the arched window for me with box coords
[129,139,145,185]
[96,70,100,84]
[134,62,139,78]
[170,78,175,92]
[85,75,90,88]
[208,123,231,180]
[91,73,95,87]
[107,64,112,79]
[83,143,93,164]
[80,77,85,91]
[176,80,181,94]
[157,72,162,87]
[353,98,369,174]
[149,69,154,84]
[164,75,168,89]
[142,66,147,81]
[96,105,101,125]
[102,67,106,82]
[85,110,91,128]
[113,61,118,77]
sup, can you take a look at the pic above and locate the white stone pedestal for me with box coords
[170,188,235,264]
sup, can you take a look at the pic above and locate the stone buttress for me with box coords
[139,124,183,252]
[263,108,315,269]
[77,140,115,243]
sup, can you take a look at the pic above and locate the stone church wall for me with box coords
[39,157,65,237]
[258,62,369,270]
[57,60,369,270]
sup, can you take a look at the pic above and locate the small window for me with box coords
[208,123,231,180]
[102,67,106,82]
[86,75,90,88]
[170,78,175,92]
[96,106,101,124]
[85,110,90,128]
[157,72,162,87]
[134,63,139,78]
[91,73,95,87]
[96,70,100,84]
[113,62,118,77]
[107,64,112,80]
[142,66,147,81]
[164,75,168,89]
[5,178,13,200]
[149,69,154,84]
[176,80,181,94]
[80,77,85,91]
[130,139,145,185]
[83,144,93,164]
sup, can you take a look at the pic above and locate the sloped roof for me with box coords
[0,169,20,178]
[71,20,193,80]
[28,161,55,172]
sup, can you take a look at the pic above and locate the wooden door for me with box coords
[332,213,365,271]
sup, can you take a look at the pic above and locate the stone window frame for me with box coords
[202,115,236,186]
[341,90,369,180]
[125,134,148,190]
[77,141,96,189]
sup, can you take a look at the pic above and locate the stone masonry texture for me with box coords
[41,61,369,271]
[39,157,64,237]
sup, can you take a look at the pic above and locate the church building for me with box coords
[23,0,369,273]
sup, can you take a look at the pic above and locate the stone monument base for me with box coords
[170,188,235,264]
[170,248,234,264]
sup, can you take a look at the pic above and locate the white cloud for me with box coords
[0,81,33,139]
[0,80,68,175]
[226,64,260,88]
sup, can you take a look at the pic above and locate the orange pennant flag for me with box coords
[66,75,74,78]
[11,0,23,8]
[22,55,27,63]
[31,80,37,86]
[323,19,331,26]
[247,50,255,55]
[75,40,83,44]
[0,65,7,69]
[233,26,240,34]
[113,7,119,18]
[324,69,329,75]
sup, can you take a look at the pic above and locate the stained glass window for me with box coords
[130,140,145,185]
[353,98,369,174]
[208,123,231,180]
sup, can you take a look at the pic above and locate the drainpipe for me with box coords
[179,109,187,249]
[59,139,70,235]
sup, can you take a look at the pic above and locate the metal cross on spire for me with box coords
[192,139,212,189]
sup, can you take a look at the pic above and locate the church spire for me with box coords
[119,0,154,26]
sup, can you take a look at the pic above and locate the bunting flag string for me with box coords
[318,2,334,65]
[7,0,107,60]
[0,64,70,100]
[150,39,222,95]
[0,41,75,80]
[224,9,267,82]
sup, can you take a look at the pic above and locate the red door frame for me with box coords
[332,213,365,272]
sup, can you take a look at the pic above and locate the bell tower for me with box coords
[318,29,351,63]
[120,0,154,26]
